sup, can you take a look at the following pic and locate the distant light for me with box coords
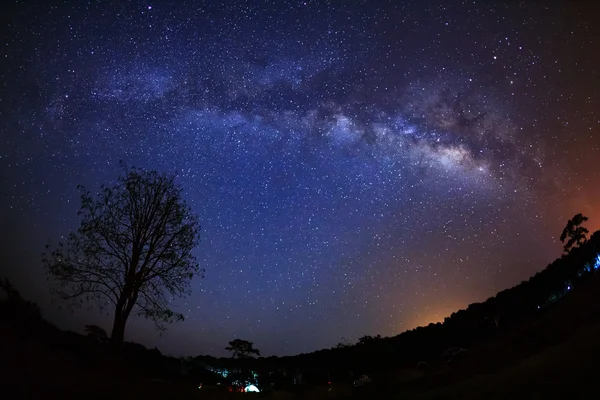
[245,384,260,392]
[537,306,540,309]
[567,286,571,291]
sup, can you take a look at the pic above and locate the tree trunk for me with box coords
[111,290,138,349]
[111,311,126,348]
[110,275,138,349]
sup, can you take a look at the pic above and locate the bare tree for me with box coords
[44,164,202,346]
[560,213,589,253]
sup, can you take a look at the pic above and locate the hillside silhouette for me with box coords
[3,230,600,398]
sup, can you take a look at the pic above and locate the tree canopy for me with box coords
[43,164,202,346]
[226,339,261,359]
[560,213,589,253]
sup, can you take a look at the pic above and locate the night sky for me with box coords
[1,1,599,357]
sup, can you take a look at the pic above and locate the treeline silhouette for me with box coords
[186,229,600,387]
[2,230,600,391]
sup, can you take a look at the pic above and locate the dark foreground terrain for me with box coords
[2,271,600,399]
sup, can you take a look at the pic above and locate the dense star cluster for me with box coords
[1,1,599,356]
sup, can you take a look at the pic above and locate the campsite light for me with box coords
[245,384,260,392]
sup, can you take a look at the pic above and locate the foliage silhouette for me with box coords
[84,324,109,344]
[0,278,43,327]
[357,335,382,346]
[560,213,589,253]
[43,163,202,346]
[224,339,261,388]
[226,339,261,359]
[5,216,600,393]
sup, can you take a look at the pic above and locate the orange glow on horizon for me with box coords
[406,301,470,330]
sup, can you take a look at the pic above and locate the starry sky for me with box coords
[1,0,599,357]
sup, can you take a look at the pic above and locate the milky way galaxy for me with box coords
[1,1,599,356]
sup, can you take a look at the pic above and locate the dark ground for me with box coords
[2,274,600,399]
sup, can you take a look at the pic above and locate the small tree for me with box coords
[560,213,589,253]
[357,334,382,345]
[334,336,352,349]
[225,339,261,388]
[226,339,261,359]
[44,164,202,347]
[0,278,43,322]
[84,324,109,345]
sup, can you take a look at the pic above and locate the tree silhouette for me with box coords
[84,324,109,344]
[225,339,260,388]
[226,339,261,359]
[334,336,352,349]
[357,334,382,345]
[0,278,45,335]
[43,164,202,347]
[560,213,589,253]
